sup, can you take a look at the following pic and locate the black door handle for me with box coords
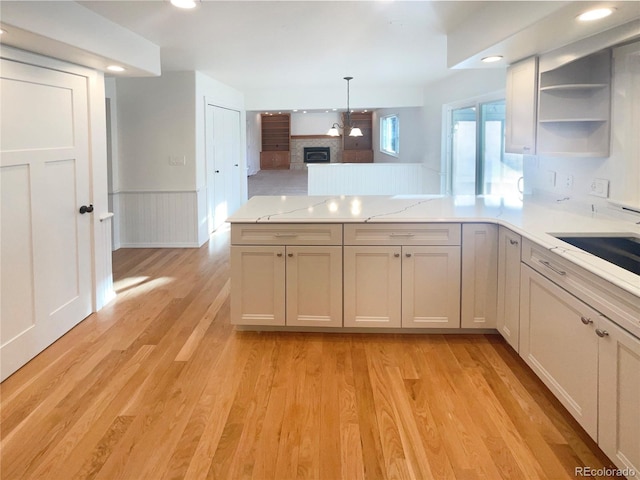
[79,204,94,214]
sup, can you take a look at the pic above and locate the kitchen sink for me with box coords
[554,234,640,275]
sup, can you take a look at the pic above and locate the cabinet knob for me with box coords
[287,253,293,257]
[405,253,412,257]
[580,316,593,325]
[595,328,609,338]
[394,253,400,258]
[509,239,519,246]
[276,253,283,257]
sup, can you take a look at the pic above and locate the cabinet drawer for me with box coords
[344,223,460,246]
[231,223,342,246]
[522,239,640,339]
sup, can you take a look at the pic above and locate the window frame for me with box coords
[379,114,400,157]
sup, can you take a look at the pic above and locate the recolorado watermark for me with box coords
[575,466,636,477]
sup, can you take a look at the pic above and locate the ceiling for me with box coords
[78,0,486,90]
[2,1,639,97]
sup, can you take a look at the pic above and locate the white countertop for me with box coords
[227,194,640,297]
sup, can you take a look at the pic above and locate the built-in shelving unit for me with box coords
[537,50,611,157]
[260,113,291,169]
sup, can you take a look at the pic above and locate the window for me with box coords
[380,114,399,156]
[446,98,523,195]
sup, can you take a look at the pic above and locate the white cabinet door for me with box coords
[1,59,93,381]
[230,246,285,326]
[343,246,401,328]
[520,264,599,439]
[598,316,640,479]
[402,246,461,328]
[496,227,521,350]
[286,246,342,328]
[461,224,498,328]
[505,56,538,154]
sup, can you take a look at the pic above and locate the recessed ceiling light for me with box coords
[170,0,197,9]
[293,109,298,112]
[577,7,614,22]
[482,55,503,63]
[107,65,125,72]
[0,29,5,35]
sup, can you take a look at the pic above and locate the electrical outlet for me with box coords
[562,174,573,189]
[589,178,609,198]
[169,155,186,166]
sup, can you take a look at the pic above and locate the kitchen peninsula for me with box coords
[228,194,640,477]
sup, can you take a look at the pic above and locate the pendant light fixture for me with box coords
[327,77,363,137]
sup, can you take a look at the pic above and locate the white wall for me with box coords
[245,85,424,112]
[111,71,247,247]
[421,69,507,193]
[290,112,340,135]
[372,107,425,164]
[116,72,197,191]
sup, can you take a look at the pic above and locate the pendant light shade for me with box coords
[327,77,363,137]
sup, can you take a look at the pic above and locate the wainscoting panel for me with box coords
[308,163,426,195]
[115,191,199,248]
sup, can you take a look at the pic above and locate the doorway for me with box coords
[447,99,523,196]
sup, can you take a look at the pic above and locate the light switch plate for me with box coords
[589,178,609,198]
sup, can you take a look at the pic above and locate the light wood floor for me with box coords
[248,169,308,197]
[1,226,617,480]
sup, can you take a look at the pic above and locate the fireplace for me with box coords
[304,147,330,163]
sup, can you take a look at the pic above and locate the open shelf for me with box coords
[537,50,611,157]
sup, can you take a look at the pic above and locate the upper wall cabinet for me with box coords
[537,50,611,157]
[506,56,538,154]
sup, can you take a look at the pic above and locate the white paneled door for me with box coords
[1,59,93,381]
[206,104,242,233]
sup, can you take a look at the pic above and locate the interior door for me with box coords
[1,59,93,381]
[206,104,242,233]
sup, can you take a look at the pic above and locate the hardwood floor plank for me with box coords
[0,232,621,480]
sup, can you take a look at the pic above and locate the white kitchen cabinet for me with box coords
[343,245,461,329]
[505,56,538,154]
[520,264,599,439]
[230,224,342,328]
[496,227,521,350]
[402,246,461,328]
[231,246,286,326]
[285,246,342,328]
[461,224,498,329]
[343,246,402,328]
[598,316,640,480]
[343,224,461,329]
